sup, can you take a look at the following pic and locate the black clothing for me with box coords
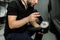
[5,32,32,40]
[34,32,43,40]
[4,0,34,40]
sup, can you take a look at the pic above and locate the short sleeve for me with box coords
[7,1,17,15]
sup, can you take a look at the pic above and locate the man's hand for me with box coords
[28,12,40,22]
[38,32,44,35]
[28,12,40,28]
[30,21,40,28]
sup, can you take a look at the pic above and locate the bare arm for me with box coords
[30,21,40,28]
[8,15,29,29]
[8,12,40,29]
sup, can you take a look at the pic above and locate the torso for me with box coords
[4,0,34,36]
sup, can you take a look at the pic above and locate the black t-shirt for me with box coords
[4,0,34,36]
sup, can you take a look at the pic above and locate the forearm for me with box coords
[9,12,40,29]
[9,17,29,29]
[30,21,40,28]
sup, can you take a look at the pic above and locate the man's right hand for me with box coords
[28,12,40,22]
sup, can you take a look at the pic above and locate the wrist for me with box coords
[26,17,30,23]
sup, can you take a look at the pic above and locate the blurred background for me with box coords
[0,0,60,40]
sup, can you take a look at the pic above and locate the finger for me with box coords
[38,32,44,35]
[34,18,38,21]
[35,18,38,20]
[34,15,40,17]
